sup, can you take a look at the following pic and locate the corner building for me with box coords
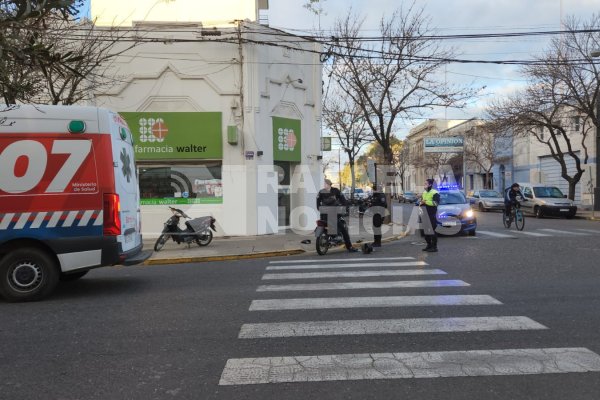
[90,0,323,236]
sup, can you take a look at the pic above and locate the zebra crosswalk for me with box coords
[219,256,600,386]
[466,227,600,239]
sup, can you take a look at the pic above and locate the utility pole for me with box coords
[338,145,342,188]
[595,95,600,212]
[591,50,600,213]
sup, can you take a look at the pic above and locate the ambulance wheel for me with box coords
[60,270,89,282]
[154,234,169,251]
[0,247,59,302]
[196,230,213,246]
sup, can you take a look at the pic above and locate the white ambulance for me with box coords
[0,104,151,302]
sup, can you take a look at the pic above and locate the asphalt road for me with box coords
[2,208,600,400]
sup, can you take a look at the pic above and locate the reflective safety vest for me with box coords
[422,188,439,206]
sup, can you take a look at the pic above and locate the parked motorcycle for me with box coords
[314,216,348,255]
[154,206,216,252]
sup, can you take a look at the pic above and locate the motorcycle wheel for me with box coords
[196,230,213,246]
[154,234,169,251]
[316,232,329,255]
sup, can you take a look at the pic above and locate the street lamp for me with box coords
[591,50,600,212]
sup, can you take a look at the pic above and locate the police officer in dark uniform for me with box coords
[370,184,387,247]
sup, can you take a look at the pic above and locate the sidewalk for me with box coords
[141,210,600,266]
[143,217,407,265]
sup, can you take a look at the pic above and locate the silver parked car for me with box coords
[470,189,504,212]
[518,183,577,219]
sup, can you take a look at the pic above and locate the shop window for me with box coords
[138,163,222,205]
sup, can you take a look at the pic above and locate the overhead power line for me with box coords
[36,23,600,66]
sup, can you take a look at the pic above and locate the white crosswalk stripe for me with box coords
[249,294,502,311]
[256,279,469,292]
[219,348,600,385]
[462,227,600,239]
[262,269,447,280]
[574,228,600,234]
[538,228,588,236]
[220,256,600,386]
[266,261,427,271]
[238,316,547,339]
[475,230,516,238]
[513,230,552,237]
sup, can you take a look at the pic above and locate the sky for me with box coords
[79,0,600,134]
[266,0,600,132]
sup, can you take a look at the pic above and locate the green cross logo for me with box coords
[120,148,132,182]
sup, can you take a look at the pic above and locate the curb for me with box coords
[142,249,305,266]
[141,230,408,265]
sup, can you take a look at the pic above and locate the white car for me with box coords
[518,183,577,218]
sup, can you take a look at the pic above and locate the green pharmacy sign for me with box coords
[121,112,223,160]
[272,117,301,162]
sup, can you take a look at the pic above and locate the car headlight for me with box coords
[464,209,474,218]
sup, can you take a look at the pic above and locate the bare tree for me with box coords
[394,140,411,191]
[487,14,600,200]
[545,15,600,137]
[463,122,509,189]
[487,87,591,200]
[323,87,373,200]
[31,18,139,105]
[326,4,478,166]
[411,151,453,183]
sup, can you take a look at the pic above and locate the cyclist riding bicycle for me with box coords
[504,183,526,222]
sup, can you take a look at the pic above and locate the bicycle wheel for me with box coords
[514,210,525,231]
[502,214,511,229]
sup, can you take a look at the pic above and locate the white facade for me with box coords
[91,2,323,237]
[403,113,597,206]
[403,119,467,193]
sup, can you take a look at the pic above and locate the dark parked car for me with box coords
[469,189,504,212]
[401,191,418,204]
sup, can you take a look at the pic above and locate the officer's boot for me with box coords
[422,236,432,251]
[427,235,438,252]
[373,235,382,247]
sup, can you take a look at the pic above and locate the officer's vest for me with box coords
[422,189,439,206]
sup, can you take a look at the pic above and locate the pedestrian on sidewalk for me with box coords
[370,184,387,247]
[419,178,440,252]
[317,178,358,252]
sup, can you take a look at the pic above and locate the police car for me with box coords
[435,186,477,236]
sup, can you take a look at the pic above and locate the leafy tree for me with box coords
[1,0,82,102]
[1,0,138,105]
